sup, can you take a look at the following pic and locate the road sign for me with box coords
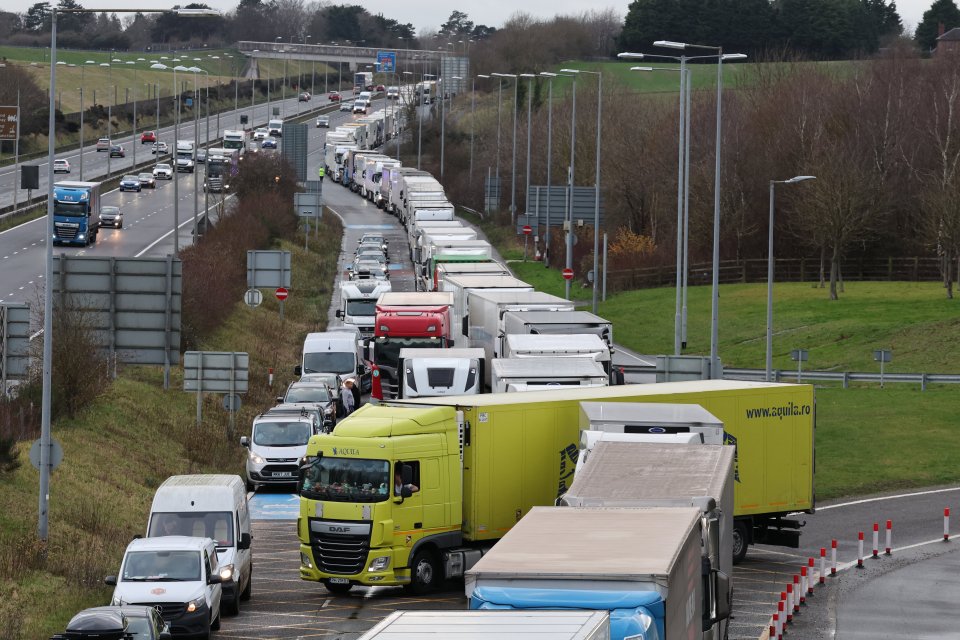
[0,106,18,140]
[244,288,263,308]
[222,394,242,411]
[376,51,397,73]
[275,287,289,301]
[562,268,574,281]
[30,438,63,471]
[522,225,532,236]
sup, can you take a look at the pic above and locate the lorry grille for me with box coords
[310,530,370,574]
[132,602,185,621]
[55,224,78,240]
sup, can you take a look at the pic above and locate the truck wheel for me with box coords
[733,521,750,564]
[211,609,221,631]
[225,584,241,615]
[240,570,252,600]
[406,549,440,595]
[323,580,354,595]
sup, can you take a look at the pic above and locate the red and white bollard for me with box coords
[820,547,827,584]
[800,566,808,605]
[793,575,801,613]
[886,520,893,555]
[831,539,838,576]
[945,508,950,541]
[777,600,785,638]
[770,615,778,640]
[808,557,816,596]
[857,531,865,568]
[786,584,794,623]
[872,522,880,558]
[268,367,274,387]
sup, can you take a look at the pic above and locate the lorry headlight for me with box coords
[78,234,85,240]
[368,556,391,572]
[186,596,205,613]
[300,552,314,569]
[249,452,265,464]
[219,564,234,581]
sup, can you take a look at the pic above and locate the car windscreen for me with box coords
[284,386,331,403]
[125,617,153,637]
[253,420,312,446]
[121,550,201,582]
[303,351,355,375]
[299,457,391,503]
[148,511,235,546]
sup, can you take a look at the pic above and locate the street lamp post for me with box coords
[79,59,95,180]
[766,176,815,381]
[520,73,535,220]
[41,5,219,543]
[469,76,480,183]
[540,72,559,267]
[419,73,435,170]
[493,72,519,224]
[654,40,747,377]
[566,73,578,299]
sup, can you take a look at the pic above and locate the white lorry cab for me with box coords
[106,536,223,639]
[491,357,609,393]
[503,333,611,374]
[145,475,252,616]
[398,347,485,398]
[337,279,393,337]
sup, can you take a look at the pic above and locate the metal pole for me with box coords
[14,87,19,212]
[710,50,725,378]
[565,75,577,300]
[496,78,502,207]
[510,77,517,224]
[546,76,552,267]
[591,71,602,314]
[39,7,58,542]
[417,73,423,169]
[469,77,475,182]
[173,67,180,257]
[193,74,199,242]
[674,59,686,356]
[131,80,137,169]
[524,75,532,218]
[79,73,84,179]
[603,232,608,301]
[440,74,445,180]
[766,180,775,382]
[681,68,692,349]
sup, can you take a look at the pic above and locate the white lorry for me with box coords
[558,439,736,619]
[398,347,485,398]
[362,157,401,202]
[490,357,609,393]
[408,219,464,256]
[503,333,611,375]
[359,610,610,640]
[465,290,576,367]
[386,167,432,215]
[441,274,533,344]
[465,506,731,640]
[433,260,512,292]
[324,136,358,182]
[336,279,392,337]
[222,129,247,158]
[502,310,614,352]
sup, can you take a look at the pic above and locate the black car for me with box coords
[109,144,126,158]
[51,605,171,640]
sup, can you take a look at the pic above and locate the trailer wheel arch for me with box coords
[733,518,752,564]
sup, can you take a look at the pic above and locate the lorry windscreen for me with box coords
[375,337,443,371]
[346,300,377,317]
[299,457,391,503]
[303,352,355,374]
[54,201,87,217]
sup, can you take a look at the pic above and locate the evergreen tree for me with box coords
[915,0,960,52]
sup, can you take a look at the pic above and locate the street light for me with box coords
[519,73,536,225]
[125,60,140,168]
[78,59,96,179]
[493,72,518,224]
[562,68,603,314]
[766,175,815,381]
[654,39,747,378]
[151,62,187,259]
[419,73,435,170]
[40,4,219,543]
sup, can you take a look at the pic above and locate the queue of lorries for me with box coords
[282,126,818,639]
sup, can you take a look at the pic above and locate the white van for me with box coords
[106,536,223,639]
[146,475,252,616]
[241,411,317,491]
[295,330,368,391]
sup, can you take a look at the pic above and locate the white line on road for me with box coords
[818,486,960,511]
[135,195,235,257]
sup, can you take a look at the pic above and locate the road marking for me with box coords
[818,485,960,511]
[135,195,234,257]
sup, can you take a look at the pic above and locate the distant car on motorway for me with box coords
[375,84,385,92]
[53,158,71,173]
[138,172,156,188]
[140,130,157,144]
[299,91,311,102]
[99,205,123,229]
[352,100,369,114]
[119,174,141,192]
[151,141,169,154]
[109,144,125,158]
[96,137,111,152]
[253,127,269,141]
[261,137,278,149]
[328,91,341,101]
[316,115,330,128]
[196,148,207,163]
[175,156,195,173]
[339,101,352,112]
[153,163,173,179]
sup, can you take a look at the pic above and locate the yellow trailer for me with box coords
[297,380,814,593]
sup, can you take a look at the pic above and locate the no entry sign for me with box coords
[275,287,289,301]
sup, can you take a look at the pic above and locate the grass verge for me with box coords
[0,214,343,639]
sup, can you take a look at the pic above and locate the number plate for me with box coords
[328,577,349,584]
[272,472,293,477]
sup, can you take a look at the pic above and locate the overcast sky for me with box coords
[3,0,932,38]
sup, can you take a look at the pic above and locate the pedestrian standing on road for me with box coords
[347,376,361,410]
[341,379,356,415]
[318,166,325,182]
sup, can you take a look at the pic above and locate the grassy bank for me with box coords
[0,213,343,639]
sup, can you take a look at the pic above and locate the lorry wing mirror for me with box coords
[712,569,732,623]
[294,365,302,376]
[275,396,284,404]
[238,532,252,550]
[104,575,117,586]
[400,485,413,498]
[335,310,343,318]
[401,464,413,485]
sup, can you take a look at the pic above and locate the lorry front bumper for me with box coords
[298,543,407,586]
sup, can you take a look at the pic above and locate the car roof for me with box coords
[66,608,127,633]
